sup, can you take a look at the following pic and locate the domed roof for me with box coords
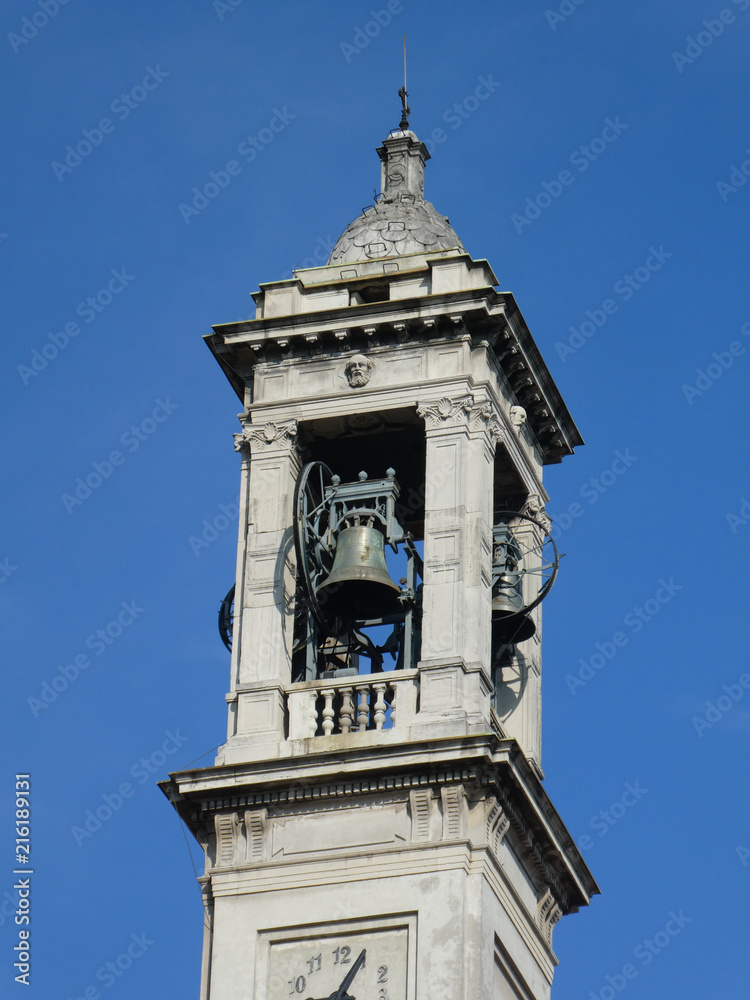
[328,197,464,265]
[327,128,465,266]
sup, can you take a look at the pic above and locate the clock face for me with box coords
[267,927,408,1000]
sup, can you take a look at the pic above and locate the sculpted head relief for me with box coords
[345,354,373,388]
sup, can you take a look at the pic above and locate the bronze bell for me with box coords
[492,580,536,643]
[491,527,536,643]
[316,524,401,620]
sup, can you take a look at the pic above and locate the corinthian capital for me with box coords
[234,419,298,454]
[417,395,474,427]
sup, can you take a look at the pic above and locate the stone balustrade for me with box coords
[287,670,419,739]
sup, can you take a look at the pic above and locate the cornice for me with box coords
[206,288,581,465]
[160,733,598,914]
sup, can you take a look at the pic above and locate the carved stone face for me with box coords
[345,354,372,388]
[510,405,527,428]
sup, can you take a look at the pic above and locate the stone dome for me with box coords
[327,128,465,266]
[328,197,465,265]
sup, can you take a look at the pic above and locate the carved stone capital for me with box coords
[471,402,504,444]
[233,431,250,455]
[235,420,298,454]
[417,395,474,428]
[522,494,552,533]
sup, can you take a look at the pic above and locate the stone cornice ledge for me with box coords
[160,733,598,914]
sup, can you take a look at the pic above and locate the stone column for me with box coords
[415,394,501,730]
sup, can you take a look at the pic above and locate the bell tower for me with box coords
[163,115,597,1000]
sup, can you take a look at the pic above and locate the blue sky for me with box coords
[1,1,749,997]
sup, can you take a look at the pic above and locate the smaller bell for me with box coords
[317,524,401,620]
[491,570,535,643]
[491,526,535,643]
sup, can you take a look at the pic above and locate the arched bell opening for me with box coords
[290,412,425,682]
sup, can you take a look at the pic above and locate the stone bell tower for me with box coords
[163,111,597,1000]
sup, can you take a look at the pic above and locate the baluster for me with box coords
[373,682,387,731]
[389,682,396,728]
[321,689,335,736]
[356,686,370,731]
[339,687,354,733]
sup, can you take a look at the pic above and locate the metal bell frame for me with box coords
[293,461,422,680]
[491,509,560,645]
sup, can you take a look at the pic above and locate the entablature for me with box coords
[208,267,581,465]
[160,733,598,917]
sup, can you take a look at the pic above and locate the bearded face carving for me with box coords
[344,354,372,388]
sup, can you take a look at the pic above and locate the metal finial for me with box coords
[398,34,410,129]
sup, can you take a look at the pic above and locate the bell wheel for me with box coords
[493,509,559,617]
[218,584,235,651]
[293,461,336,631]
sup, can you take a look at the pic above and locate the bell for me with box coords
[491,570,536,643]
[491,525,535,643]
[317,524,401,619]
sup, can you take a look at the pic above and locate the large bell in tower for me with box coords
[316,522,402,620]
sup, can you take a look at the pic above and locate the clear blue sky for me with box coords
[1,1,748,997]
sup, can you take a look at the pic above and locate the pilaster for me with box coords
[415,393,501,730]
[228,418,300,748]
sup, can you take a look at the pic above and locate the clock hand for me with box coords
[329,948,366,1000]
